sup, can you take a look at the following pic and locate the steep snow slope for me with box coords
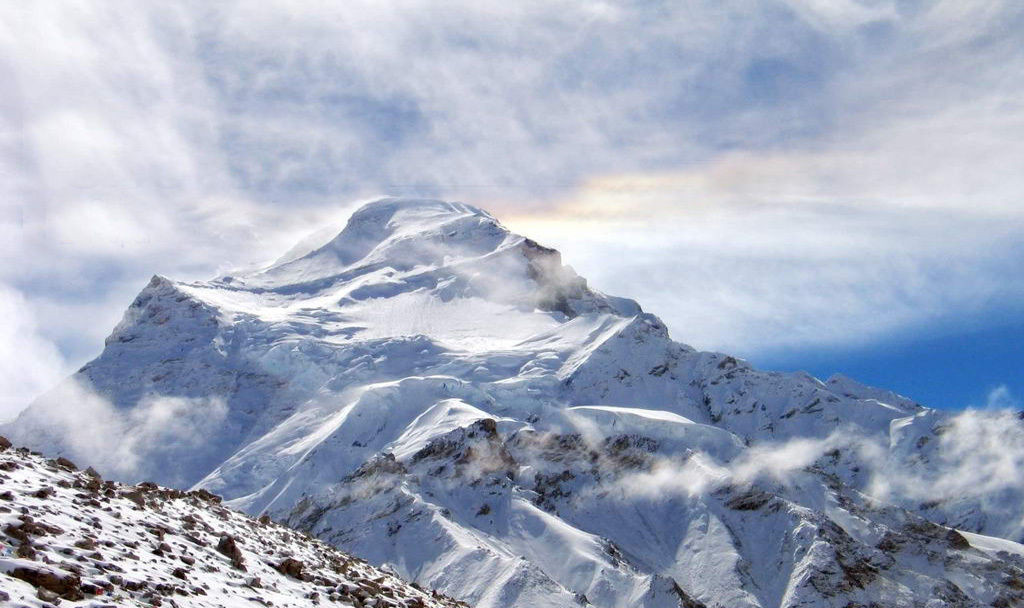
[7,197,1024,607]
[0,438,466,608]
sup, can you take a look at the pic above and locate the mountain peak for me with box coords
[344,197,496,230]
[231,197,510,290]
[210,197,638,320]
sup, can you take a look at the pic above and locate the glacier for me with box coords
[7,197,1024,607]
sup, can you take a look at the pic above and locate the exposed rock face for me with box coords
[6,197,1024,607]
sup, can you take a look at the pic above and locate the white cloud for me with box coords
[505,189,1024,355]
[1,0,1022,415]
[864,406,1024,525]
[7,377,228,483]
[0,284,67,421]
[983,385,1020,410]
[613,453,731,498]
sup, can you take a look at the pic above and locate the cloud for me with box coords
[613,453,731,498]
[925,408,1024,498]
[864,406,1024,531]
[983,385,1019,410]
[2,0,1023,416]
[583,427,854,500]
[499,85,1024,354]
[0,284,67,421]
[6,377,228,484]
[505,192,1024,355]
[600,408,1024,534]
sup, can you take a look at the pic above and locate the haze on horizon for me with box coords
[2,1,1023,419]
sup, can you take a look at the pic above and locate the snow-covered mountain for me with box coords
[7,197,1024,607]
[0,438,467,607]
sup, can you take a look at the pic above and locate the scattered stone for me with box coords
[17,542,38,559]
[275,557,306,580]
[9,564,84,601]
[122,490,146,507]
[55,457,78,471]
[37,587,60,603]
[0,442,467,608]
[216,534,246,570]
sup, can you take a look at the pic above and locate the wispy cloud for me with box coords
[601,406,1024,538]
[983,385,1020,410]
[0,284,67,421]
[7,377,228,484]
[2,1,1022,415]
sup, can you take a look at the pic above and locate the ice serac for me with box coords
[7,197,1024,608]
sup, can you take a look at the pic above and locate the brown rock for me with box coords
[55,457,78,471]
[275,557,306,579]
[121,490,146,507]
[17,542,37,560]
[37,587,60,603]
[216,534,246,570]
[10,564,84,601]
[189,488,222,503]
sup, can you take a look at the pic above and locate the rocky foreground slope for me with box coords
[7,198,1024,607]
[0,437,465,608]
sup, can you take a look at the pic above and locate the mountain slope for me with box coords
[7,197,1024,607]
[0,437,466,608]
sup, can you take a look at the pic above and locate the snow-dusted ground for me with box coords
[0,439,466,607]
[7,198,1024,607]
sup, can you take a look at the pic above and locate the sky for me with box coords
[1,0,1022,419]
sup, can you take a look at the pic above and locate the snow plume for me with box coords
[8,377,227,483]
[389,223,549,312]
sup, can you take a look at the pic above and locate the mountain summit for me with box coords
[7,198,1024,608]
[226,197,637,318]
